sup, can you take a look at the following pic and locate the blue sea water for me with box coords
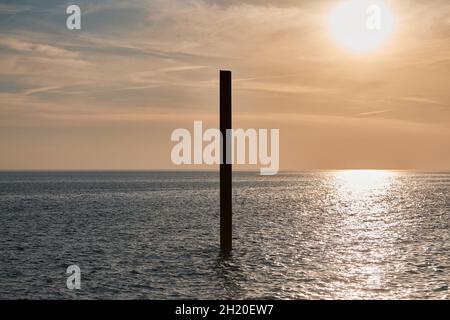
[0,171,449,299]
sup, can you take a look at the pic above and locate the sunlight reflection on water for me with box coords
[326,170,402,298]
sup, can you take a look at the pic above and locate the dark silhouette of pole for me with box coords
[220,70,232,254]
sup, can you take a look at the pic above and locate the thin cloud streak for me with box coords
[23,86,61,96]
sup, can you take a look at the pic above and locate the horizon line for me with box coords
[1,169,450,173]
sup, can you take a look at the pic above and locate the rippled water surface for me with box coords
[0,171,449,299]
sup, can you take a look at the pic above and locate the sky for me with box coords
[0,0,449,170]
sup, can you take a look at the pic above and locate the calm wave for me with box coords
[0,171,449,299]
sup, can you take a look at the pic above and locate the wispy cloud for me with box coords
[23,86,60,96]
[0,0,449,125]
[399,97,442,105]
[359,109,391,116]
[0,37,80,59]
[0,3,30,14]
[236,81,331,94]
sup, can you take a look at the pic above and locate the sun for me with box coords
[328,0,395,53]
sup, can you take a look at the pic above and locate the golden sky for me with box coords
[0,0,449,170]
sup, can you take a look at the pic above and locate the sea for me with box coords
[0,171,449,299]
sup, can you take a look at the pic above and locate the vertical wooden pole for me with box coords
[220,70,232,254]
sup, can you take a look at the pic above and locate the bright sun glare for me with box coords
[328,0,395,53]
[333,170,397,194]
